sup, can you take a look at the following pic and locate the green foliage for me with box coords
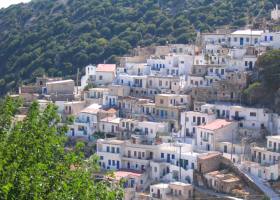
[0,99,124,199]
[84,83,97,91]
[244,50,280,113]
[256,50,280,91]
[0,0,276,94]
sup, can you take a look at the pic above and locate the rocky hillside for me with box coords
[0,0,277,94]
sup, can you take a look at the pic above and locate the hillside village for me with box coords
[8,6,280,200]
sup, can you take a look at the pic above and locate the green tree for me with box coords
[256,50,280,91]
[0,99,124,199]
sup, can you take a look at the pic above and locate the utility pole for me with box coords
[231,130,233,161]
[76,68,79,94]
[179,144,182,181]
[175,143,182,181]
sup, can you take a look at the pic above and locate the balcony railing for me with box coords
[231,116,245,121]
[75,118,90,123]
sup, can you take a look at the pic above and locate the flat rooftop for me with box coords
[46,79,74,85]
[151,183,169,189]
[231,29,264,36]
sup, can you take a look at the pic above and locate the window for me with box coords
[246,38,249,42]
[172,154,175,159]
[112,160,115,166]
[99,75,103,80]
[193,116,196,123]
[254,38,258,44]
[270,36,273,41]
[116,148,120,153]
[111,147,115,153]
[161,153,164,158]
[245,61,248,66]
[100,156,104,160]
[108,160,111,165]
[154,167,157,172]
[250,112,256,117]
[160,99,164,104]
[234,37,237,42]
[159,80,162,86]
[106,146,110,152]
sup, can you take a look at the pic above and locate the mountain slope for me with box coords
[0,0,277,94]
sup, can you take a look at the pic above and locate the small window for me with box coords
[161,153,164,158]
[99,75,103,80]
[254,38,258,44]
[250,112,256,117]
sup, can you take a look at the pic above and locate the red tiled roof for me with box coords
[96,64,116,72]
[198,119,233,131]
[114,170,143,181]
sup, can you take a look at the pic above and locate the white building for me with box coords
[81,64,116,88]
[180,111,216,137]
[242,136,280,181]
[148,54,193,77]
[150,182,193,200]
[229,30,263,47]
[201,103,273,132]
[97,138,204,184]
[260,31,280,49]
[196,119,238,151]
[271,5,280,21]
[81,65,96,89]
[68,104,102,137]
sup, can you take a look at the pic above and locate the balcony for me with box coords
[202,137,209,142]
[75,118,90,123]
[231,115,245,121]
[152,193,162,199]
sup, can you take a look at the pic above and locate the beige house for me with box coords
[204,170,241,194]
[197,152,222,174]
[63,101,86,116]
[46,79,75,95]
[95,64,116,85]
